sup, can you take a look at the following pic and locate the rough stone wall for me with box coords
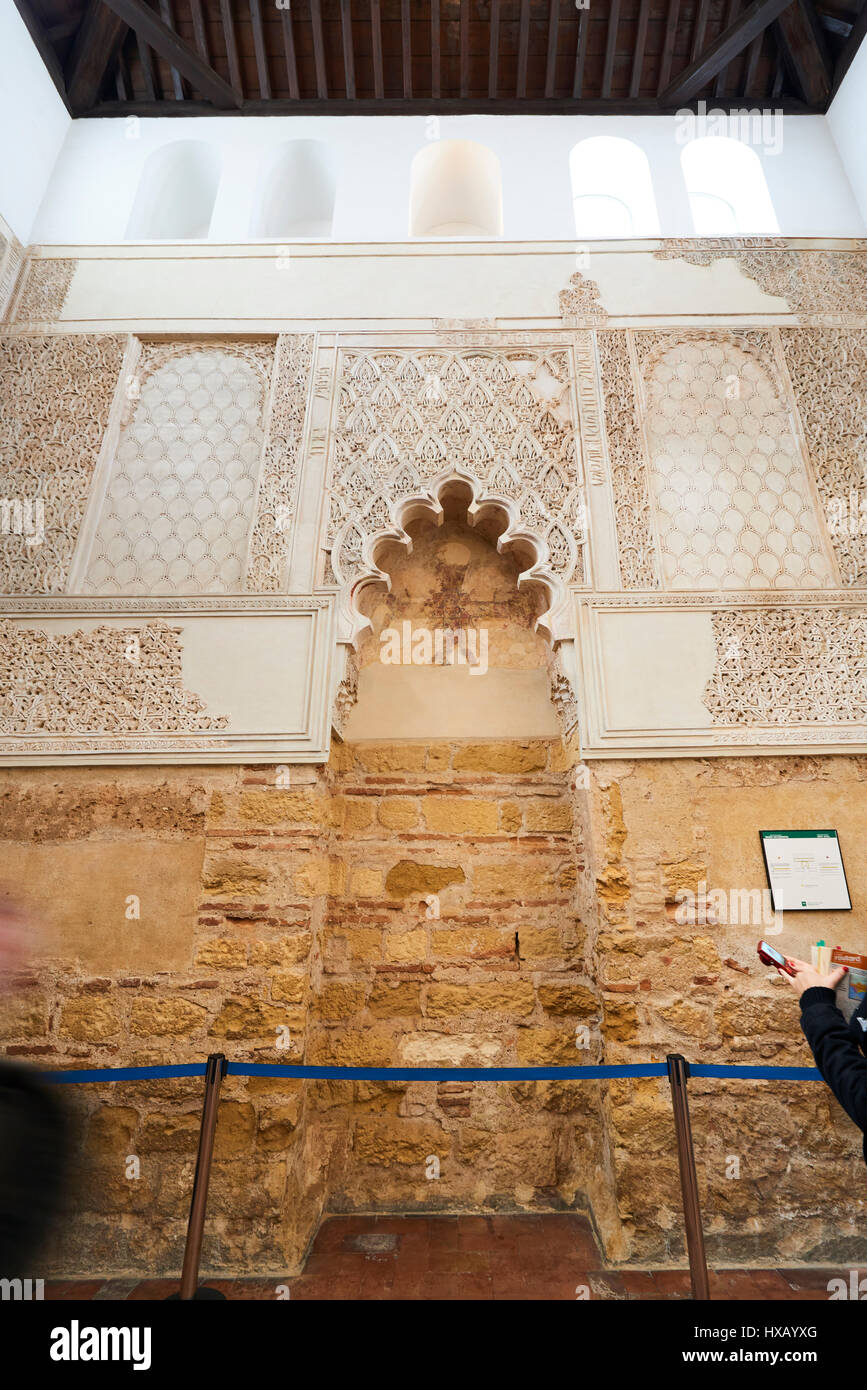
[590,756,867,1267]
[1,749,865,1276]
[311,737,602,1222]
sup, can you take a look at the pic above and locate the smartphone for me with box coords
[757,940,797,976]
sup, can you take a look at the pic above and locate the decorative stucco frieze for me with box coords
[0,618,229,735]
[0,332,126,594]
[325,346,587,632]
[12,257,76,324]
[596,330,659,590]
[247,333,315,592]
[704,607,867,725]
[559,271,608,326]
[653,240,867,323]
[780,326,867,588]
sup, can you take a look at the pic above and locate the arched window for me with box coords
[409,140,503,238]
[681,138,779,235]
[125,141,221,241]
[569,137,660,238]
[251,139,337,239]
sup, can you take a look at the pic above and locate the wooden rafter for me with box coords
[659,0,801,105]
[94,0,241,106]
[777,0,833,103]
[65,0,128,111]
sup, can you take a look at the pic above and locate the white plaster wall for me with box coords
[828,43,867,227]
[0,3,69,242]
[29,111,866,246]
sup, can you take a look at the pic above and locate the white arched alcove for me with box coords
[681,137,780,235]
[125,140,221,241]
[250,139,338,239]
[569,137,660,238]
[409,140,503,238]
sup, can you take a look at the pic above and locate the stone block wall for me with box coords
[0,745,865,1275]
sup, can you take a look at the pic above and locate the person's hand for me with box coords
[776,955,847,999]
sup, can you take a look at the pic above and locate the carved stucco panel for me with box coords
[0,619,229,735]
[703,607,867,725]
[326,347,587,608]
[0,333,126,594]
[247,333,315,592]
[82,340,273,595]
[653,240,867,323]
[597,329,660,590]
[781,326,867,588]
[634,330,833,591]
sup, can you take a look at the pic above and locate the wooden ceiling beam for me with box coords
[280,6,300,99]
[311,0,329,99]
[401,0,412,99]
[431,0,441,99]
[98,0,241,106]
[776,0,832,104]
[572,5,589,98]
[630,0,651,99]
[218,0,243,95]
[250,0,272,100]
[714,0,741,96]
[602,0,621,98]
[659,0,799,104]
[545,0,560,99]
[372,0,385,99]
[460,0,470,97]
[489,0,500,98]
[517,0,530,98]
[657,0,681,94]
[340,0,356,100]
[65,0,128,112]
[158,0,186,101]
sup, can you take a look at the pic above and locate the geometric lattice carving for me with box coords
[639,333,832,591]
[704,608,867,724]
[0,333,126,594]
[0,619,229,734]
[246,333,315,592]
[782,327,867,587]
[83,343,273,595]
[327,348,586,588]
[597,330,659,589]
[654,240,867,323]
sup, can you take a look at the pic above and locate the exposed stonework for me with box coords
[1,744,865,1276]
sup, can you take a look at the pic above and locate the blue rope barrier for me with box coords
[37,1060,823,1084]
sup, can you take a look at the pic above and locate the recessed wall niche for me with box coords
[125,141,221,241]
[250,139,338,239]
[409,140,503,238]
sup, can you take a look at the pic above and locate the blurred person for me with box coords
[0,895,71,1276]
[778,954,867,1164]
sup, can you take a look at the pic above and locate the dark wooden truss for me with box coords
[15,0,867,116]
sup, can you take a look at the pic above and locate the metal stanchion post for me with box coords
[666,1052,711,1301]
[168,1052,228,1301]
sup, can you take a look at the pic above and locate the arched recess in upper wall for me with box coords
[409,140,503,238]
[125,141,221,241]
[250,139,338,239]
[681,137,780,235]
[569,137,661,238]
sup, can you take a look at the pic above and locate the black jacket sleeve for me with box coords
[799,986,867,1146]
